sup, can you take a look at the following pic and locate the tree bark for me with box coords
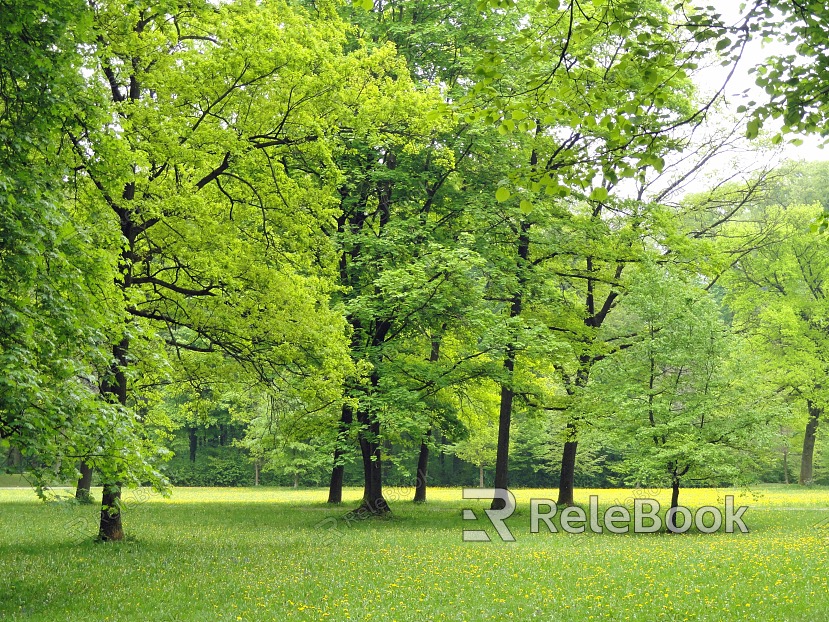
[254,459,260,486]
[99,482,124,542]
[667,477,681,533]
[413,430,430,503]
[188,427,198,463]
[97,335,129,542]
[783,446,789,485]
[492,357,515,509]
[7,445,22,469]
[328,404,353,503]
[557,431,578,506]
[357,411,389,514]
[293,472,299,488]
[75,461,93,502]
[413,336,440,503]
[479,464,485,488]
[491,220,530,510]
[800,400,821,485]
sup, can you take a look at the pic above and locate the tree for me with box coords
[0,0,163,500]
[68,0,408,539]
[722,200,829,485]
[588,268,776,530]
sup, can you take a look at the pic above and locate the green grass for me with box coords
[1,486,828,621]
[0,474,33,487]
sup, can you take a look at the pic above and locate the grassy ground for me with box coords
[1,485,828,621]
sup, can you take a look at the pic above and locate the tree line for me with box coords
[3,0,829,540]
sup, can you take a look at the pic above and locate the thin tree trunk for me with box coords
[413,336,441,504]
[188,427,198,463]
[492,220,530,511]
[492,360,515,509]
[413,431,430,503]
[783,447,789,485]
[800,400,821,485]
[75,461,93,502]
[479,465,484,488]
[293,472,298,488]
[328,404,353,503]
[254,460,260,486]
[7,445,22,469]
[667,476,681,533]
[98,335,129,542]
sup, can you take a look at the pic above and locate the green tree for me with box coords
[588,268,776,529]
[723,201,829,485]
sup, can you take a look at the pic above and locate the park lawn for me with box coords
[1,486,828,621]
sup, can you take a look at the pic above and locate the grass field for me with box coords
[1,485,828,621]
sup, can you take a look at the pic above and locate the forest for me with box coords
[4,0,829,548]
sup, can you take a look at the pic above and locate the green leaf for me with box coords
[589,187,609,201]
[520,199,533,214]
[495,187,511,202]
[746,118,761,140]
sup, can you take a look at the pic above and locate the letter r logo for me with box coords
[462,488,516,542]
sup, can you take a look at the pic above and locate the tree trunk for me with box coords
[479,464,485,488]
[491,220,529,511]
[557,432,578,506]
[293,472,299,488]
[99,482,124,542]
[328,404,353,504]
[75,461,93,502]
[254,460,260,486]
[188,427,198,463]
[492,364,515,509]
[667,477,681,533]
[800,400,821,485]
[413,431,430,503]
[783,447,789,485]
[97,335,129,542]
[413,337,440,504]
[7,445,22,469]
[357,410,389,514]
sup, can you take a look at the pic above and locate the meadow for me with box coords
[1,485,828,621]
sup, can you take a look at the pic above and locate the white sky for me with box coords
[699,1,829,162]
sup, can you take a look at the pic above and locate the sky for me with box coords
[700,1,829,163]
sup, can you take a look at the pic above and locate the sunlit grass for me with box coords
[1,485,828,620]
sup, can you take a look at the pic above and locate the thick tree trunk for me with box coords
[293,472,299,488]
[557,433,578,506]
[357,412,389,514]
[413,431,430,503]
[75,461,93,502]
[800,400,821,485]
[328,404,353,504]
[188,427,198,463]
[99,482,124,542]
